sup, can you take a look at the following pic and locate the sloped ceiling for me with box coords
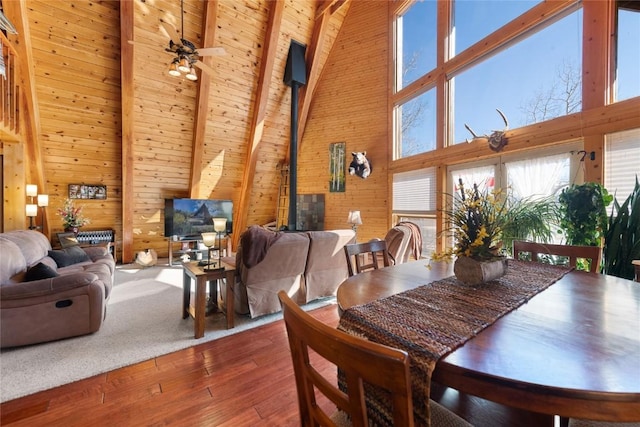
[4,0,349,261]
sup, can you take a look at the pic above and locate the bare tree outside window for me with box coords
[400,52,432,157]
[521,61,581,124]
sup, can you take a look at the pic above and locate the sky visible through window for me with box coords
[398,1,639,156]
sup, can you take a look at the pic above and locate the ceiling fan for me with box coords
[130,0,225,81]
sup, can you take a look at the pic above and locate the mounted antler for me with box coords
[464,109,510,152]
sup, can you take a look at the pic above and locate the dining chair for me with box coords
[277,291,472,427]
[344,240,391,277]
[513,240,602,273]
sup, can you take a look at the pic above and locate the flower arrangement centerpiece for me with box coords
[57,198,90,232]
[433,180,509,284]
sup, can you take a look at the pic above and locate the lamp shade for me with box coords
[26,204,38,217]
[26,184,38,197]
[213,218,227,233]
[37,194,49,207]
[347,210,362,226]
[178,57,191,73]
[168,60,181,77]
[185,67,198,81]
[201,232,217,247]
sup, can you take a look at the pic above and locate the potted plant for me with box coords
[558,182,612,247]
[57,198,90,233]
[432,181,510,285]
[602,178,640,280]
[432,181,560,284]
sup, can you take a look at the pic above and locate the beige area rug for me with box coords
[0,261,336,402]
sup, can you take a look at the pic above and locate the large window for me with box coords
[453,1,541,54]
[391,0,638,254]
[393,1,583,157]
[452,9,582,144]
[392,168,437,256]
[447,146,579,249]
[395,88,436,158]
[616,2,640,101]
[396,0,437,90]
[605,128,640,205]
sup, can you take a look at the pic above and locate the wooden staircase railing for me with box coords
[1,31,20,142]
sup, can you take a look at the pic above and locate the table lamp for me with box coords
[200,232,218,270]
[212,217,227,267]
[26,204,38,230]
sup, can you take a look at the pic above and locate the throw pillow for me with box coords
[48,246,91,267]
[25,262,59,282]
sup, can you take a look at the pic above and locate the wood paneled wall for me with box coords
[27,0,122,240]
[4,0,348,261]
[3,0,638,262]
[299,1,390,244]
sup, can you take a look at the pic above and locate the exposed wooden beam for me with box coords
[189,0,218,198]
[3,0,47,235]
[315,0,346,19]
[581,0,616,184]
[233,0,284,248]
[120,0,135,263]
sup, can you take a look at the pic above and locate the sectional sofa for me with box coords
[0,230,115,348]
[224,226,355,318]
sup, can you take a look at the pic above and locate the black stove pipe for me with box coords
[283,40,307,231]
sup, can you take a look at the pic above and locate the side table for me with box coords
[182,261,236,339]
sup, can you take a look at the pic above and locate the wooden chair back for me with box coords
[343,240,391,277]
[278,290,414,427]
[513,241,602,273]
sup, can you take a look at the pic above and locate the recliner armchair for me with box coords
[0,230,115,348]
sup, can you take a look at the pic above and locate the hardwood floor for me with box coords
[1,305,340,427]
[1,303,548,427]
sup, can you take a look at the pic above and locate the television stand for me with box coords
[166,236,232,266]
[167,238,207,266]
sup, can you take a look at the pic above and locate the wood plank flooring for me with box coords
[1,305,340,427]
[1,303,545,427]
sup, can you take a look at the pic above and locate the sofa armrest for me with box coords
[0,273,99,300]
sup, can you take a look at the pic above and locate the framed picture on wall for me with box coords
[329,142,346,192]
[69,184,107,200]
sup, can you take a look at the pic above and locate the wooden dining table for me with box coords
[336,260,640,423]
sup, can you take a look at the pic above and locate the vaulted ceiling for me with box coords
[2,0,351,260]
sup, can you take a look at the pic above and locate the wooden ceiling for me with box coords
[2,0,350,261]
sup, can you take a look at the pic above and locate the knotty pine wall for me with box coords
[27,0,123,239]
[4,0,349,261]
[299,1,390,244]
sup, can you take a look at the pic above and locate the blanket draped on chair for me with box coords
[397,221,423,260]
[239,225,283,268]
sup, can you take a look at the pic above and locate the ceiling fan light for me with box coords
[168,60,181,77]
[186,68,198,81]
[178,57,191,73]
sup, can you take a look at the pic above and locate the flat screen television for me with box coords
[165,199,233,239]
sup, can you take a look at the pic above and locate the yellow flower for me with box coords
[431,181,508,261]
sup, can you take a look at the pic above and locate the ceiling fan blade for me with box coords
[193,60,216,77]
[159,19,181,42]
[197,47,226,57]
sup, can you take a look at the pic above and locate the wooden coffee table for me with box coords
[182,261,236,339]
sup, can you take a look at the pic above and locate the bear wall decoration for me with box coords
[349,152,372,179]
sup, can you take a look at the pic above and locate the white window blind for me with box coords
[393,167,437,212]
[605,128,640,205]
